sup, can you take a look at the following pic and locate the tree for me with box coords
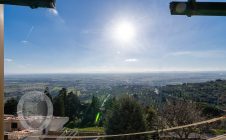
[104,96,117,111]
[35,87,53,116]
[53,88,67,117]
[44,87,52,102]
[144,106,158,131]
[81,96,100,127]
[161,100,203,139]
[105,95,148,140]
[201,105,224,118]
[4,97,18,115]
[65,92,80,120]
[59,88,67,102]
[53,95,65,116]
[98,97,117,126]
[37,100,48,116]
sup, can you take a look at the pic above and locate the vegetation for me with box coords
[4,79,226,139]
[160,100,203,139]
[80,96,100,127]
[201,104,224,118]
[65,127,104,133]
[105,95,148,140]
[52,88,101,128]
[160,79,226,108]
[144,106,158,130]
[44,87,52,102]
[4,97,18,115]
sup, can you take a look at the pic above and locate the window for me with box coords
[11,123,17,129]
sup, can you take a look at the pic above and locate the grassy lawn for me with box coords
[210,129,226,135]
[78,127,104,132]
[65,127,104,133]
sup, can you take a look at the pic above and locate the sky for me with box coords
[4,0,226,74]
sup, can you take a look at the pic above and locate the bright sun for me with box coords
[112,21,136,43]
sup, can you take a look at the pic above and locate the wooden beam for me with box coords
[0,4,4,140]
[170,1,226,16]
[0,0,55,9]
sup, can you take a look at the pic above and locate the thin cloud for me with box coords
[167,50,226,58]
[169,51,192,56]
[26,26,34,40]
[5,58,13,62]
[21,40,28,44]
[21,26,34,45]
[18,64,30,69]
[125,58,138,62]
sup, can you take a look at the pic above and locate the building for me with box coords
[4,114,69,140]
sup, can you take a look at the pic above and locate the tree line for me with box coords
[4,84,225,139]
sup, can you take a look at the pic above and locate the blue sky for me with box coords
[4,0,226,74]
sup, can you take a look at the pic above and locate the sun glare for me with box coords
[112,21,136,43]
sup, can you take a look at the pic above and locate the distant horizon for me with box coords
[4,70,226,76]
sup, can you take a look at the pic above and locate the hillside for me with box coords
[160,79,226,108]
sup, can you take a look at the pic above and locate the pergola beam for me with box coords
[170,1,226,16]
[0,0,55,9]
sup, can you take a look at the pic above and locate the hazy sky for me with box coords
[4,0,226,74]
